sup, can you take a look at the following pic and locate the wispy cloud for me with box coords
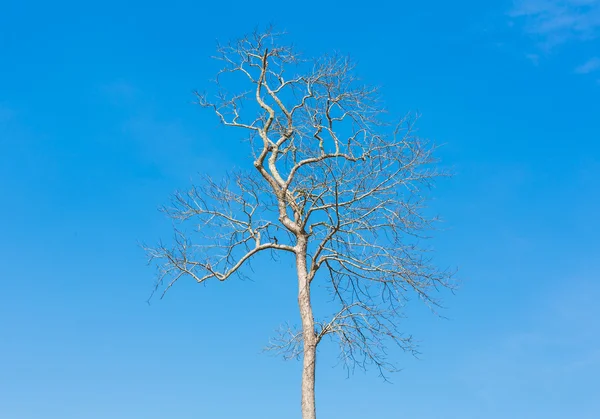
[510,0,600,48]
[575,56,600,72]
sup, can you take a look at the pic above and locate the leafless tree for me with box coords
[146,28,453,419]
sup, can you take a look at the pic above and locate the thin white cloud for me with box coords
[510,0,600,47]
[575,56,600,73]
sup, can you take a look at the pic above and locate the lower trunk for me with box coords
[297,239,317,419]
[301,336,317,419]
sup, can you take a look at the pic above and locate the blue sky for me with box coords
[1,0,599,418]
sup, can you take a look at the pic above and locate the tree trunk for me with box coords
[301,338,317,419]
[296,237,317,419]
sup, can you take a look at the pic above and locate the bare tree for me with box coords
[146,28,453,419]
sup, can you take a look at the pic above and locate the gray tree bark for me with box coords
[296,235,317,419]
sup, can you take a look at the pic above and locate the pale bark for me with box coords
[296,236,317,419]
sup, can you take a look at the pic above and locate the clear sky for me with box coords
[1,1,599,418]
